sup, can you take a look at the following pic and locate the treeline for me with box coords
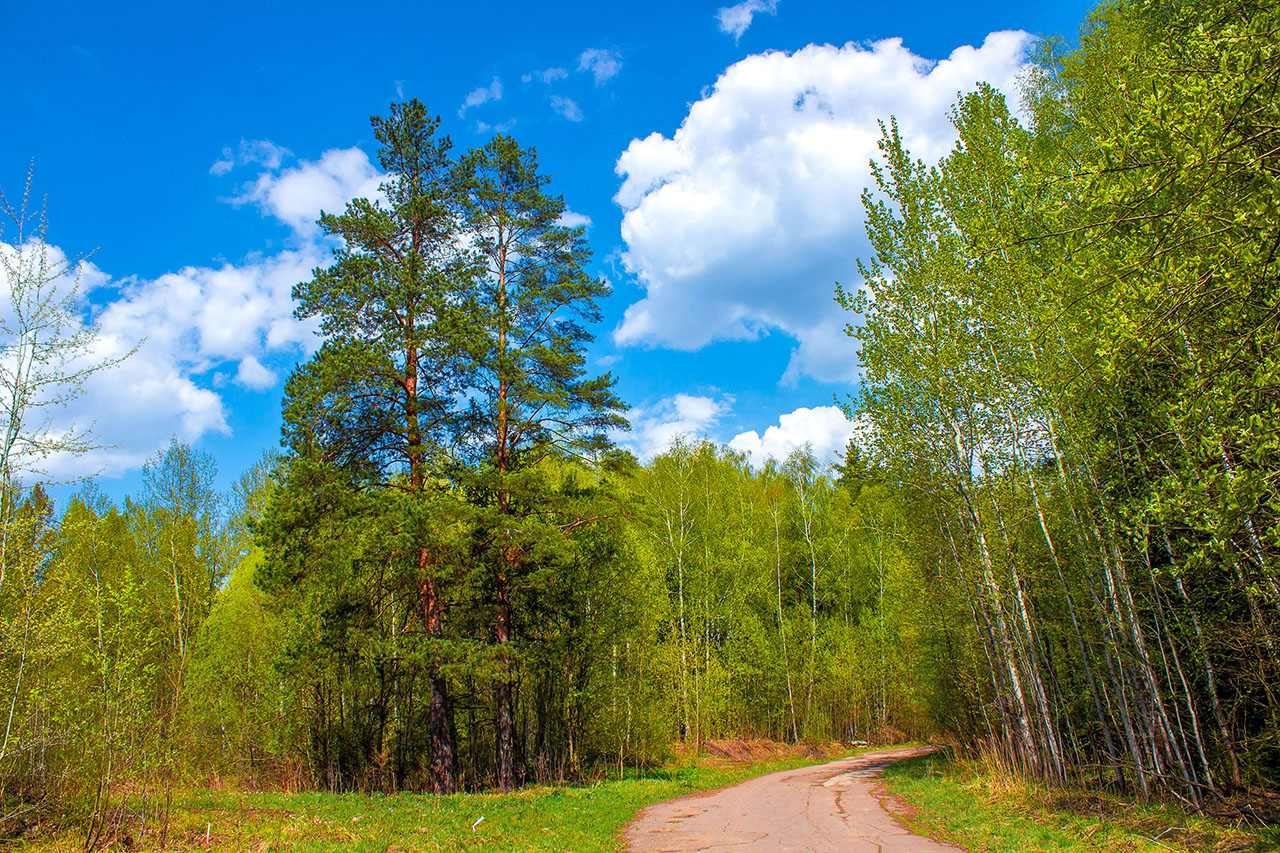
[249,438,962,794]
[844,0,1278,806]
[0,444,239,844]
[0,100,966,835]
[0,438,964,831]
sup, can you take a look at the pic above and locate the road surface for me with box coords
[625,746,963,852]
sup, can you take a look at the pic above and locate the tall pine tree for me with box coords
[457,136,627,790]
[265,100,475,793]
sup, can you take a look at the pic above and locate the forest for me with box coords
[0,0,1275,840]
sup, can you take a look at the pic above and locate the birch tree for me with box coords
[0,170,130,825]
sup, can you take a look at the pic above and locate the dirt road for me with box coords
[624,746,962,852]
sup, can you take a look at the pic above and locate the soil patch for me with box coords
[684,738,841,765]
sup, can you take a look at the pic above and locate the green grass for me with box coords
[35,754,838,852]
[881,752,1277,852]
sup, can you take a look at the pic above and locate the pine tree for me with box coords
[265,100,475,794]
[457,135,627,790]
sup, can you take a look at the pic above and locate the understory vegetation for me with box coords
[883,753,1280,852]
[0,0,1276,845]
[22,753,834,851]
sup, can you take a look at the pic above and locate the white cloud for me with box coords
[0,239,111,301]
[474,119,517,135]
[612,31,1033,384]
[628,393,729,459]
[39,245,325,479]
[3,144,390,481]
[234,147,382,233]
[779,317,858,386]
[729,405,857,466]
[717,0,778,41]
[460,77,503,116]
[557,211,592,229]
[523,67,568,84]
[550,95,584,122]
[578,48,621,85]
[235,355,277,391]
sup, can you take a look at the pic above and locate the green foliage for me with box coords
[883,753,1273,851]
[9,3,1278,842]
[188,550,300,779]
[629,439,961,746]
[846,0,1280,804]
[257,104,631,797]
[0,444,231,837]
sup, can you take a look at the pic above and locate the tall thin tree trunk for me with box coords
[1174,575,1242,788]
[942,516,1010,756]
[676,534,690,742]
[773,505,797,742]
[1027,467,1122,786]
[990,490,1063,781]
[968,495,1040,775]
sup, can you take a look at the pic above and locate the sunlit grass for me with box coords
[33,754,838,852]
[882,751,1277,852]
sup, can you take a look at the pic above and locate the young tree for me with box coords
[0,167,129,494]
[0,172,133,769]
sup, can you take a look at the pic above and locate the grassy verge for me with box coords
[30,752,842,852]
[881,752,1277,852]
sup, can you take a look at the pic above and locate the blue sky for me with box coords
[1,0,1093,501]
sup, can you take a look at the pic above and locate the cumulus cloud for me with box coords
[549,95,584,122]
[235,355,277,390]
[612,31,1033,384]
[9,143,390,480]
[233,147,382,233]
[30,244,326,480]
[578,48,621,85]
[729,405,857,466]
[557,211,592,229]
[460,77,503,116]
[628,393,729,459]
[717,0,778,41]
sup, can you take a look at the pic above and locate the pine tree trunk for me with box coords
[419,565,455,794]
[495,560,516,791]
[429,673,454,793]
